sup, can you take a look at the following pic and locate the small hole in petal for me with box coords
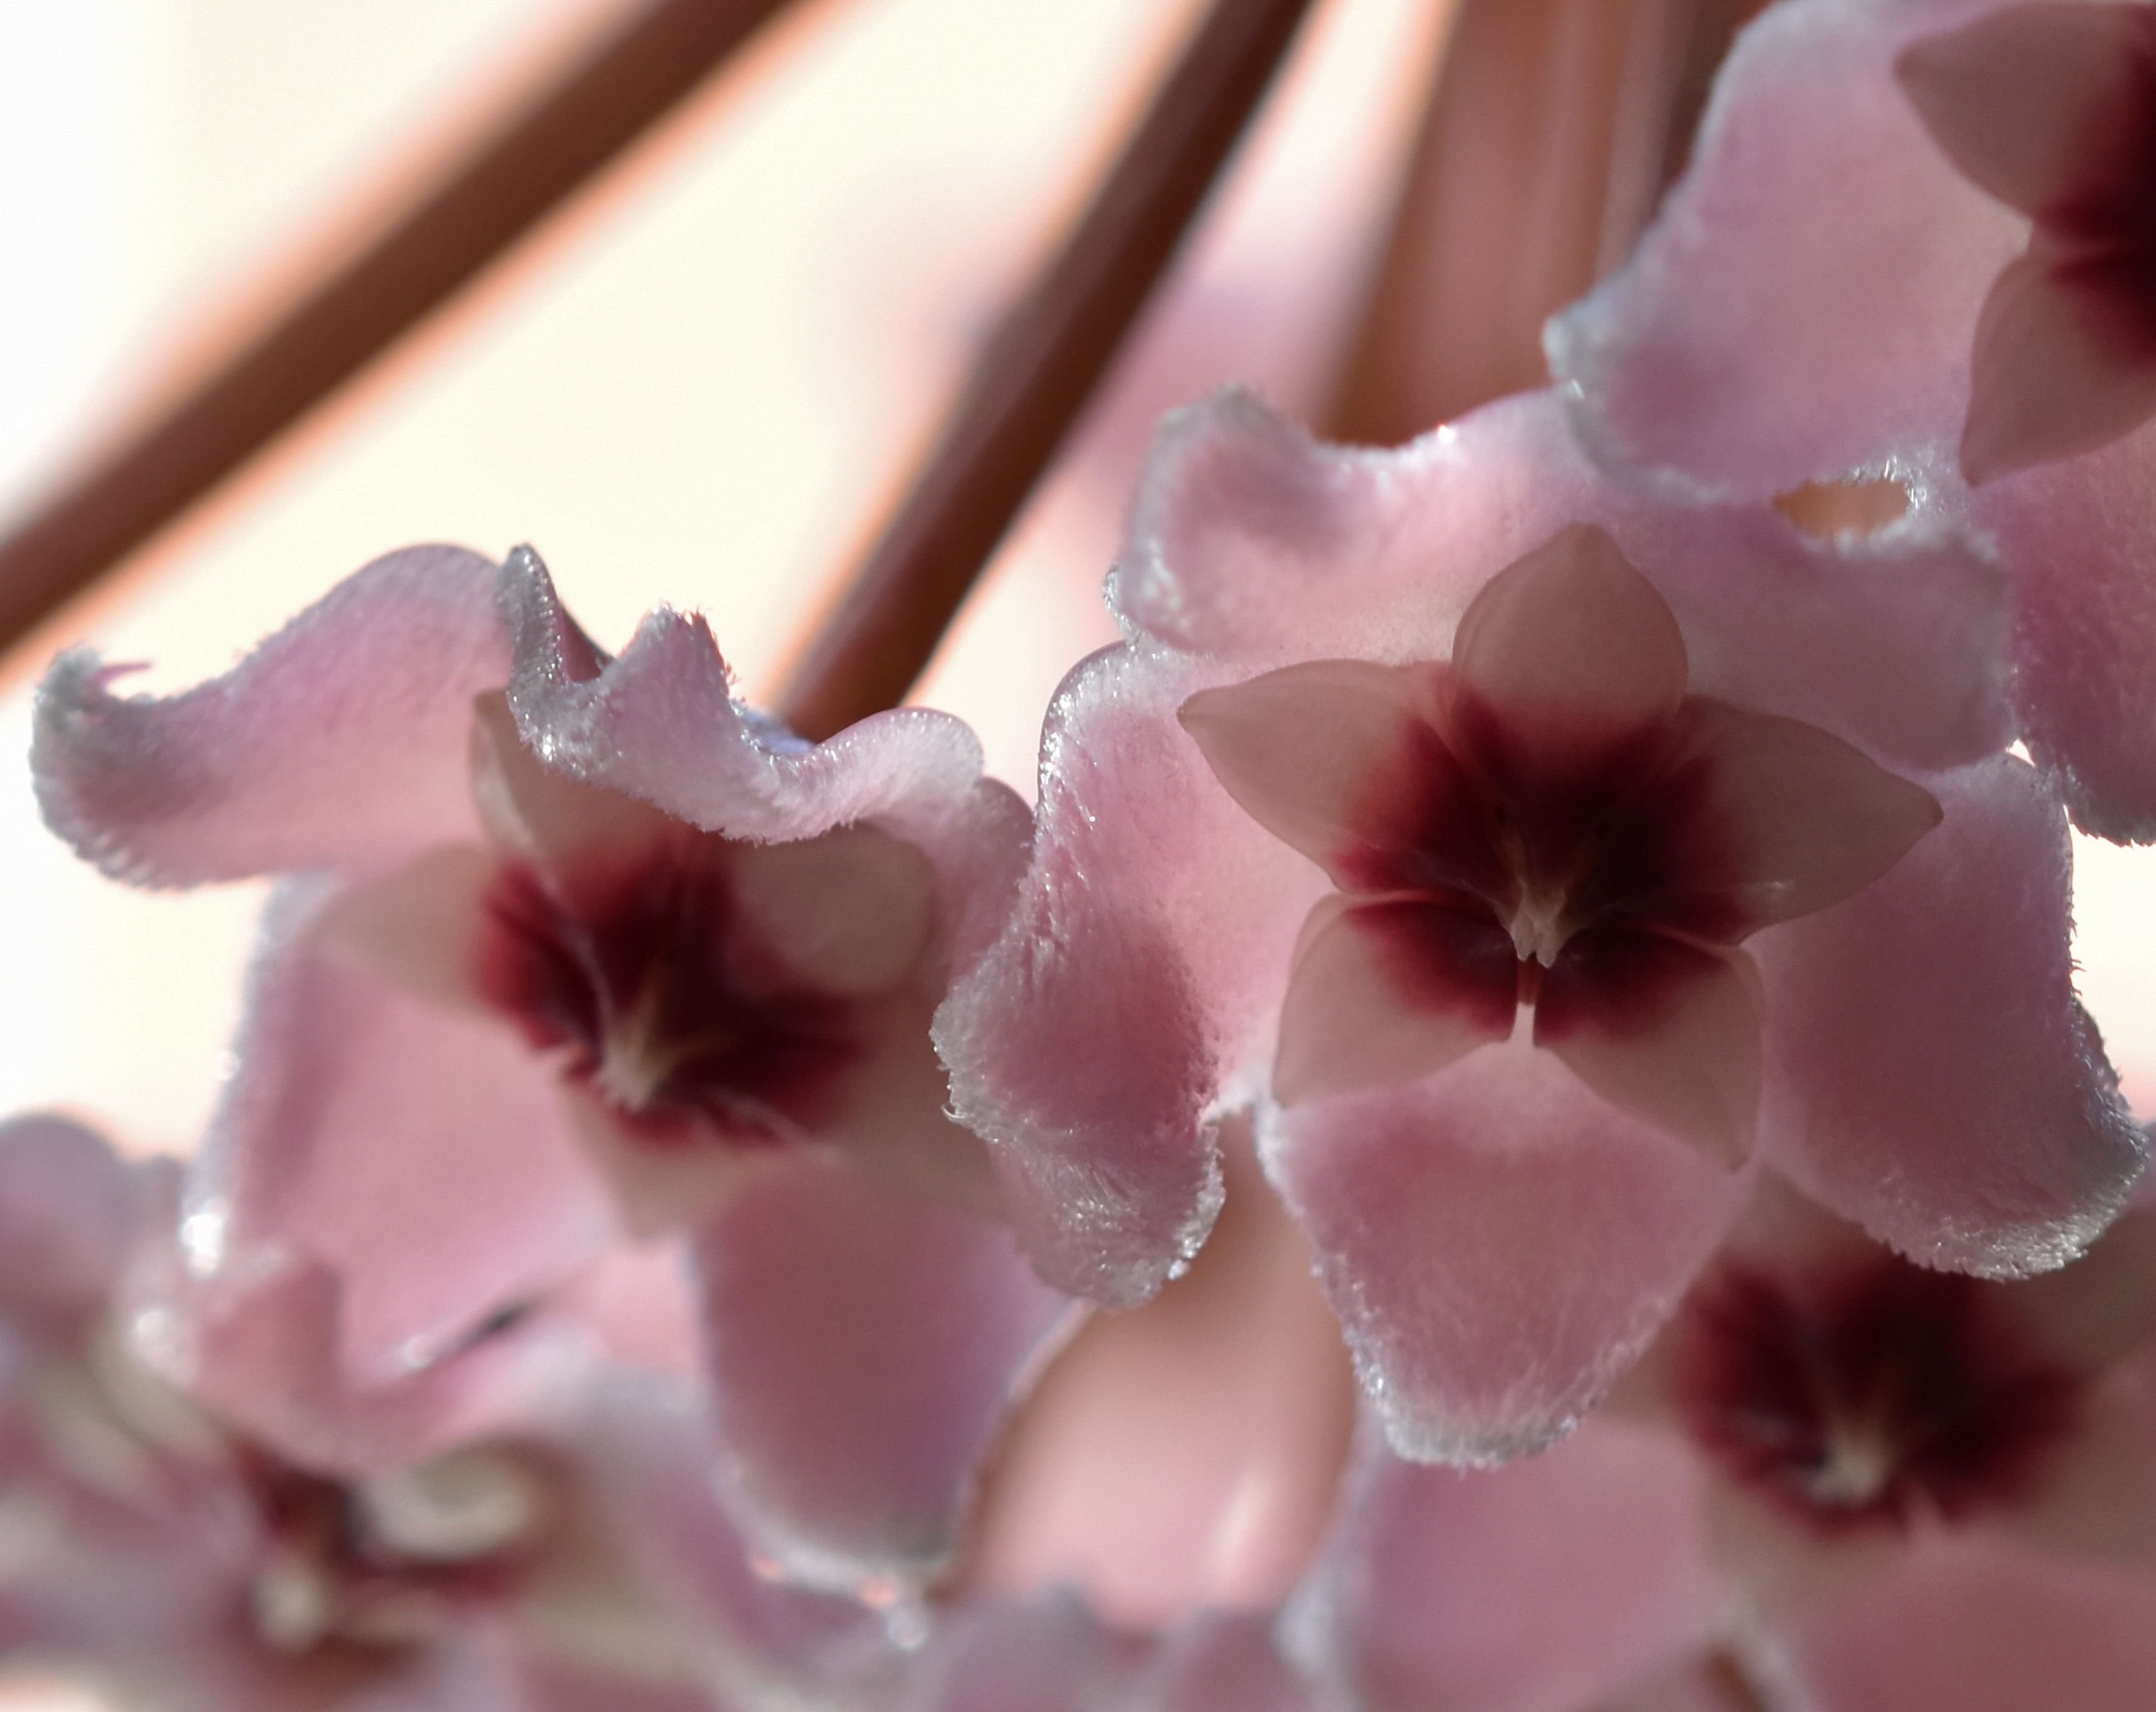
[1773,476,1912,539]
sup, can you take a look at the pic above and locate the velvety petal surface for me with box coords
[938,644,1326,1305]
[1974,430,2156,839]
[1293,1421,1720,1712]
[1263,1041,1747,1462]
[1754,754,2144,1274]
[32,545,508,884]
[692,1159,1072,1592]
[1115,390,2011,772]
[1546,0,2023,493]
[185,880,616,1396]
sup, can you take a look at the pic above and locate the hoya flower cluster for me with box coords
[10,1,2156,1707]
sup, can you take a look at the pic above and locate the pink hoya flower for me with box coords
[31,545,1072,1593]
[937,382,2144,1462]
[1545,0,2156,840]
[0,1113,877,1712]
[1605,1170,2156,1709]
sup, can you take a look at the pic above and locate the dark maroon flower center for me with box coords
[1672,1256,2081,1533]
[473,839,863,1145]
[2038,15,2156,354]
[1341,685,1745,1024]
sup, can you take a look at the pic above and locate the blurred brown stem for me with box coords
[777,0,1320,740]
[1324,0,1764,443]
[0,0,806,657]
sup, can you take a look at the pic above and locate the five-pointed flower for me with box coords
[31,544,1072,1595]
[937,383,2143,1462]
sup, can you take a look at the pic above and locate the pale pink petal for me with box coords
[1111,388,1493,663]
[1537,937,1764,1169]
[1755,754,2144,1274]
[2001,1206,2156,1375]
[1273,895,1515,1106]
[1140,1613,1317,1712]
[194,879,616,1386]
[1790,1535,2156,1712]
[1450,525,1689,747]
[938,645,1325,1306]
[0,1114,147,1315]
[32,545,508,884]
[467,691,672,870]
[1294,1421,1721,1712]
[965,1121,1356,1628]
[1177,659,1452,882]
[1959,250,2156,482]
[1263,1041,1746,1461]
[1684,701,1942,931]
[316,844,497,1015]
[558,1090,786,1239]
[1977,427,2156,839]
[1547,0,2022,494]
[501,548,988,840]
[576,1384,901,1708]
[1896,2,2156,215]
[730,826,938,998]
[1994,1363,2156,1570]
[694,1159,1071,1591]
[1123,390,2013,773]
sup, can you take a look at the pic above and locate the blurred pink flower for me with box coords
[0,1113,878,1712]
[1615,1170,2156,1708]
[31,546,1072,1595]
[1547,0,2156,840]
[937,383,2143,1464]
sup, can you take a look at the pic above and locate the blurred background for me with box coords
[0,1,2152,1697]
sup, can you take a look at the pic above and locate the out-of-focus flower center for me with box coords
[246,1444,556,1657]
[474,843,862,1145]
[1672,1259,2080,1532]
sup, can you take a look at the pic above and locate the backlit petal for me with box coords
[1264,1041,1745,1462]
[194,879,614,1384]
[938,645,1324,1306]
[1272,895,1515,1106]
[1177,659,1449,884]
[1450,525,1689,749]
[1538,935,1764,1169]
[1547,0,2020,494]
[32,545,507,884]
[1685,699,1942,931]
[1756,754,2144,1275]
[730,826,938,998]
[694,1161,1070,1591]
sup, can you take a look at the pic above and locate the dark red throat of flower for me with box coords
[473,842,863,1147]
[1672,1256,2081,1535]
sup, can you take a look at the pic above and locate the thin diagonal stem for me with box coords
[0,0,805,656]
[1324,0,1762,444]
[777,0,1320,741]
